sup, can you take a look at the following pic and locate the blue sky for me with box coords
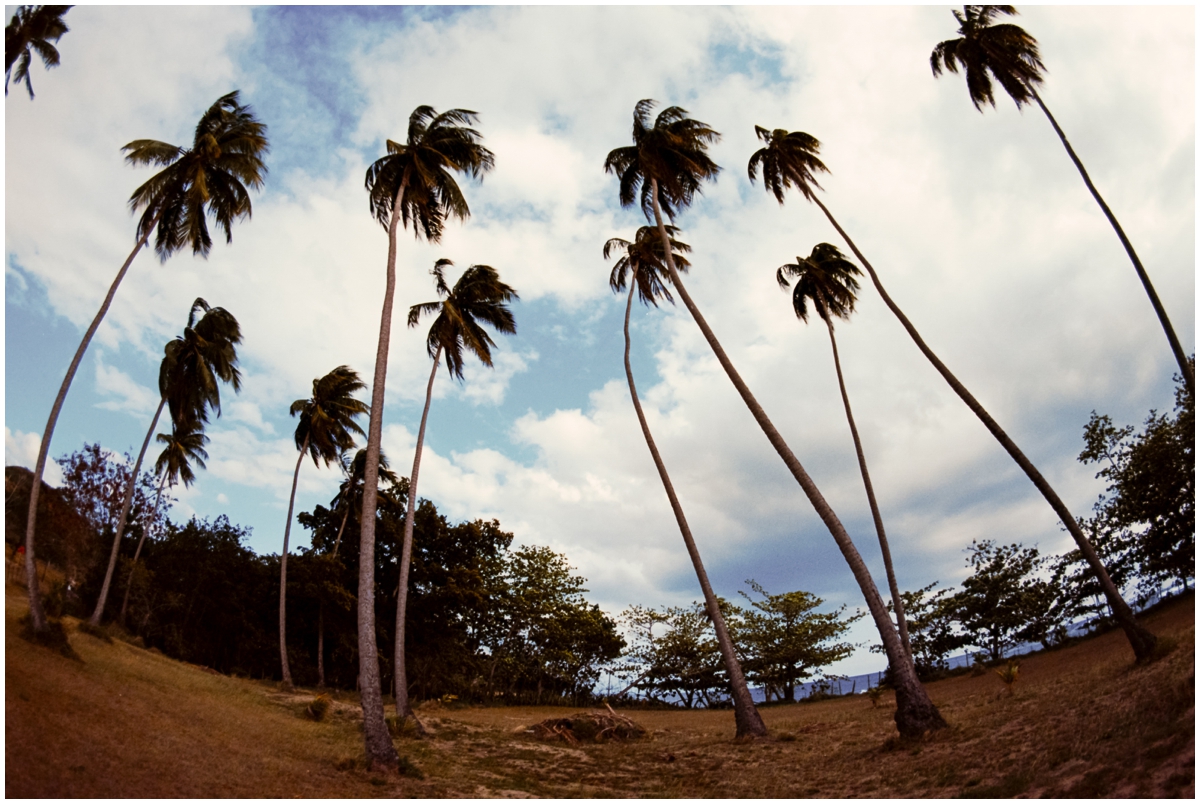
[5,5,1194,676]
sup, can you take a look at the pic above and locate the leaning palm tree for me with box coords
[21,90,267,632]
[777,243,911,658]
[931,5,1193,396]
[605,99,945,737]
[357,106,493,767]
[606,225,769,737]
[279,366,369,690]
[393,259,517,724]
[748,123,1157,661]
[118,421,209,624]
[90,298,241,627]
[5,5,70,99]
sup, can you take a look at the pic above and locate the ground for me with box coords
[5,582,1194,797]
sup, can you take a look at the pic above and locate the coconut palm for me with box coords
[5,5,70,99]
[393,259,517,724]
[280,366,369,689]
[606,99,945,737]
[606,225,769,736]
[22,91,267,632]
[90,299,241,627]
[118,421,209,624]
[931,5,1193,396]
[777,243,911,658]
[748,123,1157,661]
[357,106,493,767]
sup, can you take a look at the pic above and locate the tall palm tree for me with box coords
[606,225,769,738]
[118,421,209,624]
[777,243,911,658]
[393,259,517,724]
[748,123,1158,661]
[21,90,267,632]
[357,106,493,767]
[90,298,241,626]
[280,366,369,690]
[605,100,945,737]
[5,5,70,99]
[931,5,1193,396]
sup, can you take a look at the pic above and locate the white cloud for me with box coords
[5,428,65,487]
[93,359,160,417]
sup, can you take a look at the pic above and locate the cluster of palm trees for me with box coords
[16,4,1185,765]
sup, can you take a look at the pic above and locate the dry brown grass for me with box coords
[6,582,1194,797]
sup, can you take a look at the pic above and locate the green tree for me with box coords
[880,582,971,679]
[606,224,767,733]
[5,5,70,99]
[931,5,1193,396]
[92,298,241,627]
[620,603,726,709]
[733,580,860,703]
[280,366,368,689]
[607,98,944,737]
[22,91,267,632]
[358,106,493,767]
[748,122,1158,663]
[394,259,517,721]
[777,243,911,658]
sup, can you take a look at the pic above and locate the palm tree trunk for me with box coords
[820,310,911,658]
[119,471,169,625]
[622,286,767,738]
[23,221,158,631]
[1031,89,1193,396]
[90,397,166,626]
[279,434,310,690]
[356,179,408,769]
[393,346,440,732]
[648,180,944,736]
[810,194,1158,662]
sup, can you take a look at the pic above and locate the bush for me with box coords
[306,693,332,722]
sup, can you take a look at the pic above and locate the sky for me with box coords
[5,5,1194,677]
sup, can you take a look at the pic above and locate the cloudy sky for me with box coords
[5,5,1193,676]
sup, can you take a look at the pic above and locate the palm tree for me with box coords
[393,259,517,724]
[118,421,209,624]
[357,106,493,767]
[5,5,70,99]
[605,100,945,737]
[21,90,267,632]
[90,298,241,627]
[777,243,911,658]
[606,225,768,738]
[931,5,1193,396]
[280,366,369,690]
[748,123,1158,661]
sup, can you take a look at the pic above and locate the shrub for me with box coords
[306,693,332,722]
[994,659,1020,696]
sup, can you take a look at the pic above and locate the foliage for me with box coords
[619,604,726,709]
[890,582,970,679]
[160,298,243,429]
[994,658,1020,696]
[290,366,369,468]
[5,4,70,99]
[306,693,332,721]
[6,466,96,588]
[930,5,1044,111]
[604,224,691,306]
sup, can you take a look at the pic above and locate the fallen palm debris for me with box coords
[530,707,647,744]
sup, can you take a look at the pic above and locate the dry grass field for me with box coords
[6,581,1194,798]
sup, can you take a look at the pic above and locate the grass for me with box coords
[6,582,1194,797]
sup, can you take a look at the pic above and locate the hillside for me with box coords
[6,582,1194,797]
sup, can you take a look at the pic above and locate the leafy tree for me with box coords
[5,5,70,99]
[22,91,267,632]
[733,580,860,703]
[620,604,726,709]
[605,224,767,731]
[777,243,911,657]
[883,582,971,679]
[279,366,368,689]
[748,122,1158,663]
[932,5,1193,395]
[394,260,517,721]
[358,105,493,768]
[5,466,95,607]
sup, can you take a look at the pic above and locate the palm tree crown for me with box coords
[5,5,70,99]
[605,225,691,307]
[930,5,1045,111]
[160,298,242,429]
[407,260,518,380]
[365,106,495,242]
[748,126,829,205]
[603,99,721,222]
[776,243,862,324]
[290,367,370,468]
[154,423,210,489]
[123,90,269,261]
